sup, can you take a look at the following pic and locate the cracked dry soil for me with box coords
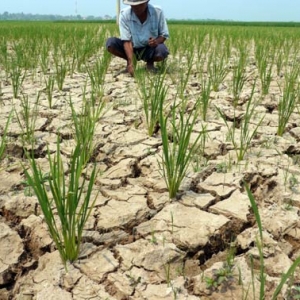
[1,43,300,300]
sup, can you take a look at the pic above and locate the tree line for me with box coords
[0,11,115,21]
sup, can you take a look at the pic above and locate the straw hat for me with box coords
[123,0,149,5]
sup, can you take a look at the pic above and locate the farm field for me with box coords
[1,21,300,299]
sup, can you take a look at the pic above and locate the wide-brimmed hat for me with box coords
[123,0,149,5]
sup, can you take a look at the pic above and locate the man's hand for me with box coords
[126,64,134,76]
[148,37,158,48]
[123,41,135,76]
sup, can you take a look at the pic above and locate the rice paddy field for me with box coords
[1,20,300,299]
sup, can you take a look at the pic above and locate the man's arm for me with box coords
[123,41,134,76]
[148,36,166,47]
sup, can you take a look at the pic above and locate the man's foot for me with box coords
[146,64,158,73]
[116,65,134,76]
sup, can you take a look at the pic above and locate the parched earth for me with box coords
[1,53,300,300]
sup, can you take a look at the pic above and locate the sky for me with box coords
[1,0,300,22]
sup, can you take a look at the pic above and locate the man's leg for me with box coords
[106,37,127,60]
[145,44,169,70]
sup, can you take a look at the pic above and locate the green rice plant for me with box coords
[39,42,50,74]
[0,80,3,103]
[10,61,26,98]
[231,48,248,107]
[207,49,229,92]
[54,62,67,91]
[44,75,55,108]
[194,32,207,67]
[258,57,274,97]
[217,82,264,162]
[191,123,208,172]
[136,70,168,136]
[255,40,275,97]
[176,48,194,100]
[199,77,212,121]
[68,54,77,78]
[245,184,300,300]
[277,72,299,137]
[245,184,265,299]
[23,139,98,268]
[273,40,291,76]
[11,41,25,68]
[69,89,105,165]
[0,110,13,161]
[86,51,111,92]
[0,39,10,81]
[14,93,40,145]
[274,48,285,76]
[159,99,203,198]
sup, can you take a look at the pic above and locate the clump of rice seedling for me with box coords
[14,93,40,146]
[54,62,67,91]
[86,51,111,93]
[0,110,13,161]
[199,77,212,121]
[245,183,300,300]
[207,49,229,92]
[277,70,299,137]
[231,49,248,107]
[10,60,26,98]
[159,99,203,199]
[69,88,105,166]
[136,70,168,136]
[44,75,55,108]
[23,139,98,268]
[217,81,264,162]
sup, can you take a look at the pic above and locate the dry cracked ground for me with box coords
[1,52,300,300]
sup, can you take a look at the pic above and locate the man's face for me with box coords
[130,2,148,16]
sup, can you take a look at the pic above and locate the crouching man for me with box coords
[106,0,169,76]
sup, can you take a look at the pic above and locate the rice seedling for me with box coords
[23,139,98,268]
[176,47,194,100]
[244,184,266,299]
[0,38,10,81]
[245,183,300,300]
[231,46,248,107]
[54,62,67,91]
[10,60,26,98]
[44,75,55,108]
[277,69,300,137]
[191,123,208,172]
[69,89,105,165]
[39,42,50,74]
[207,48,229,92]
[136,70,168,136]
[0,110,13,161]
[217,81,264,162]
[259,59,273,97]
[14,93,40,145]
[0,80,3,103]
[159,98,203,199]
[198,77,212,121]
[86,51,111,93]
[194,32,207,66]
[255,41,275,97]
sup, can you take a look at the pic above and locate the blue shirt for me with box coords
[119,4,169,49]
